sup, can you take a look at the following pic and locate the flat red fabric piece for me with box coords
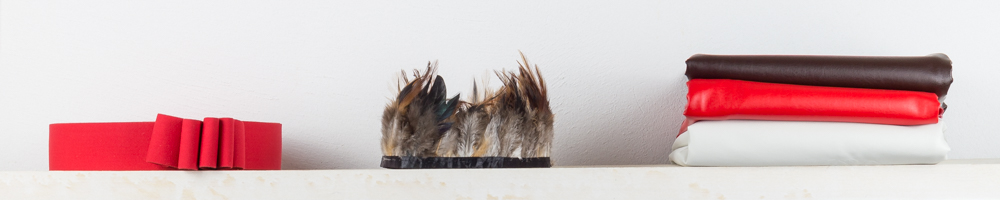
[50,122,172,170]
[50,120,281,171]
[244,122,282,170]
[681,79,941,133]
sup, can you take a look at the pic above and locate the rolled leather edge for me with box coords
[684,79,941,127]
[685,54,953,99]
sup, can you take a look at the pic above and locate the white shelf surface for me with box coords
[2,159,999,199]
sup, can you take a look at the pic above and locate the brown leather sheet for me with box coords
[685,54,953,99]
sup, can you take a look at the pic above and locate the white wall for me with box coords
[2,1,998,170]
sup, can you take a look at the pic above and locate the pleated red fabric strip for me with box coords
[49,115,282,171]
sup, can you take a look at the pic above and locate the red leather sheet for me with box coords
[681,79,941,133]
[49,115,281,171]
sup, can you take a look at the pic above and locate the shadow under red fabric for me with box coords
[679,79,941,134]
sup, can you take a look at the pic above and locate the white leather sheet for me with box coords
[669,120,949,166]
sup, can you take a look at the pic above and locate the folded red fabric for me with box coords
[681,79,941,133]
[49,114,281,171]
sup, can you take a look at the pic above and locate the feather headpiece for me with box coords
[381,53,554,162]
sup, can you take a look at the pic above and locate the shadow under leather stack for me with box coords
[670,54,953,167]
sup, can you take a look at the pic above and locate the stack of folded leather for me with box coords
[669,54,954,166]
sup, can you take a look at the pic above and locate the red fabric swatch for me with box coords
[681,79,941,133]
[50,116,281,171]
